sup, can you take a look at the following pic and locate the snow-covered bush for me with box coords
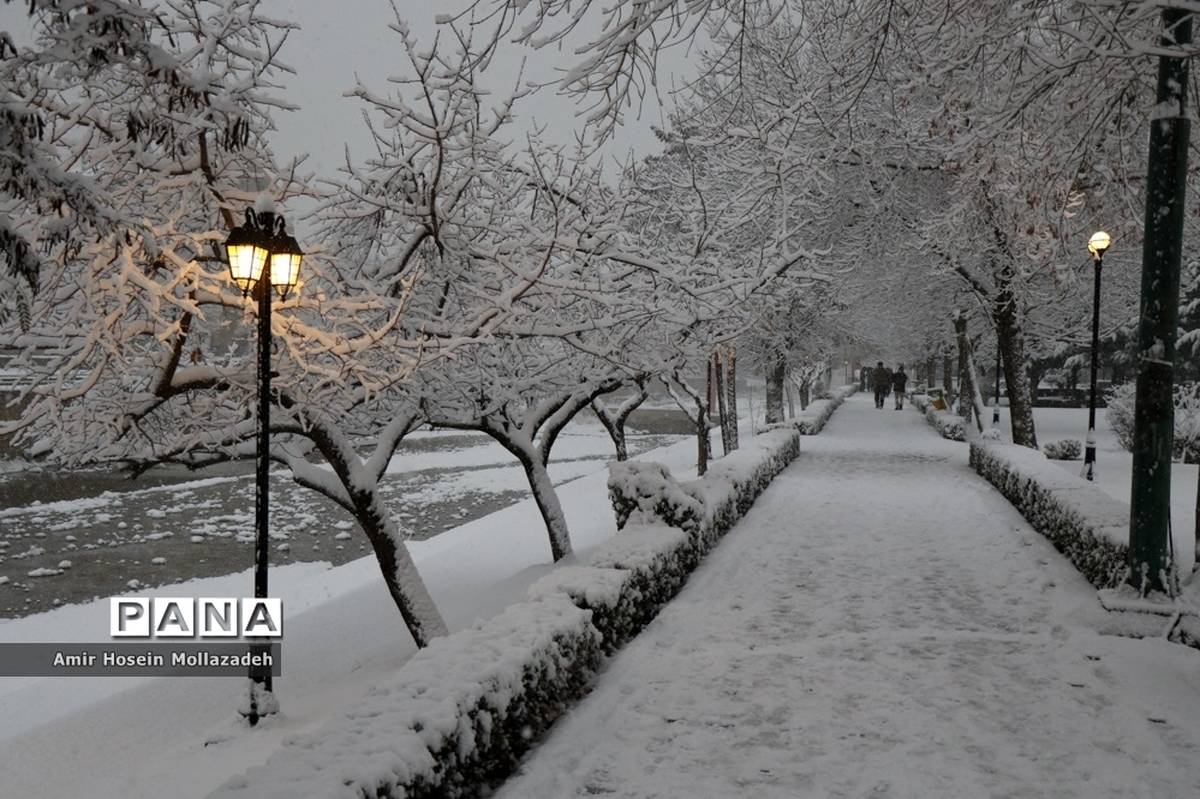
[969,439,1128,588]
[587,523,702,631]
[607,461,705,533]
[1106,381,1200,462]
[527,566,642,652]
[912,394,966,441]
[1105,382,1136,452]
[758,384,856,436]
[795,384,856,434]
[1042,439,1082,461]
[211,595,603,799]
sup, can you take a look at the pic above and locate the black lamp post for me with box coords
[992,342,1001,427]
[1082,230,1111,481]
[224,205,302,725]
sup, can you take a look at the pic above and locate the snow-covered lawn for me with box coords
[0,424,682,617]
[989,406,1198,572]
[0,432,704,799]
[497,394,1200,798]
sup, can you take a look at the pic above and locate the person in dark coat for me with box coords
[871,361,890,409]
[892,364,909,410]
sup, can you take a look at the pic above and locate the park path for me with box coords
[497,393,1200,798]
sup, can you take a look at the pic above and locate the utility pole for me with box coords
[1128,9,1192,596]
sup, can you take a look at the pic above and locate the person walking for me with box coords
[871,361,890,409]
[892,364,909,410]
[860,365,869,392]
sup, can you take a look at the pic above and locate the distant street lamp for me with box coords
[224,204,303,725]
[1082,230,1111,481]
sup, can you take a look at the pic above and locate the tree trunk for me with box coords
[926,354,937,393]
[954,313,974,426]
[943,350,954,398]
[520,454,572,561]
[965,343,988,434]
[1194,462,1199,574]
[765,352,785,424]
[799,380,810,410]
[1027,362,1046,412]
[785,381,795,419]
[725,347,739,450]
[696,411,710,476]
[714,349,731,455]
[353,490,448,646]
[995,275,1038,448]
[594,406,628,461]
[591,383,648,462]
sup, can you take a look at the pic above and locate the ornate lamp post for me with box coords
[224,204,302,725]
[1082,230,1111,481]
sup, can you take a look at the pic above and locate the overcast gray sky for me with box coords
[0,0,700,183]
[265,0,694,181]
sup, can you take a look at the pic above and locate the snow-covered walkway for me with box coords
[497,394,1200,798]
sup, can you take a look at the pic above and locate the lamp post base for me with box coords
[241,675,279,726]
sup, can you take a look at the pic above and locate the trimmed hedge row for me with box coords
[758,384,857,436]
[969,438,1128,588]
[213,596,603,799]
[213,412,830,799]
[911,393,966,441]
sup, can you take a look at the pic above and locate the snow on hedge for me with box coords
[210,595,603,799]
[969,438,1128,588]
[911,393,966,441]
[795,384,857,435]
[214,407,831,799]
[607,461,705,533]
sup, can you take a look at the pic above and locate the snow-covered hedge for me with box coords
[911,393,966,441]
[607,460,705,533]
[1042,439,1082,461]
[211,595,603,799]
[527,566,643,653]
[758,384,857,436]
[215,412,823,799]
[795,384,856,435]
[969,438,1128,588]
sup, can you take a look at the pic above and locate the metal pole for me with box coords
[993,339,1001,426]
[249,243,273,724]
[1129,8,1192,596]
[1083,255,1103,481]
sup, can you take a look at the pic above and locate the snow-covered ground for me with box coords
[0,424,682,617]
[0,430,705,799]
[497,394,1200,798]
[989,406,1198,572]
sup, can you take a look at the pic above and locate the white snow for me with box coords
[0,431,703,799]
[496,394,1200,798]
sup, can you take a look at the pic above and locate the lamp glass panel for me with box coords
[227,242,268,292]
[269,251,302,296]
[1088,231,1111,257]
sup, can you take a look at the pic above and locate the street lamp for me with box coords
[224,204,303,725]
[1082,230,1111,481]
[992,342,1001,427]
